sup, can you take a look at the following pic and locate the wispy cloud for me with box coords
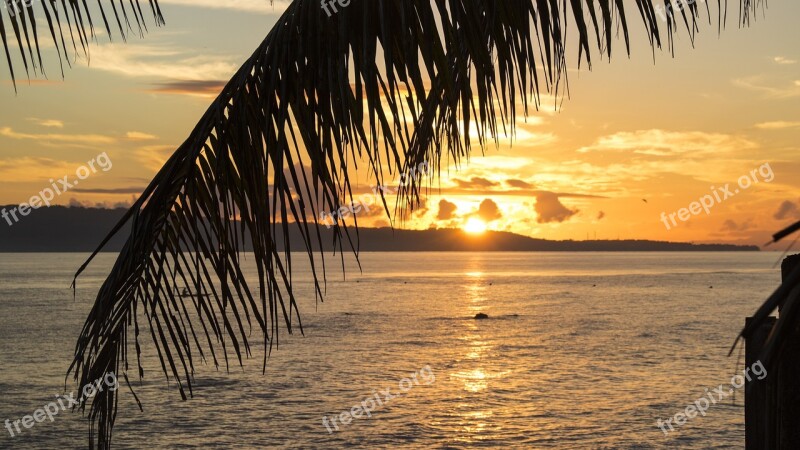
[88,44,237,81]
[27,118,64,128]
[455,156,534,171]
[755,121,800,130]
[577,129,757,157]
[126,131,158,141]
[0,127,116,145]
[733,75,800,99]
[145,80,226,97]
[136,145,175,171]
[159,0,290,13]
[773,56,797,65]
[458,117,555,146]
[0,157,83,182]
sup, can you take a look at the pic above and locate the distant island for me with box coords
[0,205,760,252]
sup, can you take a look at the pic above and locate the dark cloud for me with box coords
[412,198,429,217]
[353,199,389,218]
[396,197,430,220]
[477,198,502,222]
[437,199,458,220]
[454,177,498,189]
[68,197,137,209]
[722,219,754,232]
[534,192,578,223]
[146,80,226,97]
[506,179,534,189]
[774,200,800,220]
[68,198,88,208]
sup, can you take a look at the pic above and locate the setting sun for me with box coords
[464,218,488,234]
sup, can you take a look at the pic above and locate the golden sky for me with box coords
[0,1,798,246]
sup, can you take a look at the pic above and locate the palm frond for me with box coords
[69,0,763,448]
[0,0,164,90]
[734,221,800,365]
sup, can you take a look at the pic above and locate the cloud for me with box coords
[773,57,797,65]
[68,198,91,208]
[477,198,502,222]
[350,198,388,219]
[733,76,800,99]
[126,131,158,141]
[27,118,64,128]
[722,219,755,232]
[67,197,137,209]
[409,198,429,218]
[88,44,237,82]
[136,145,175,171]
[456,156,533,171]
[534,192,578,224]
[159,0,291,13]
[755,121,800,130]
[0,157,84,182]
[145,80,226,97]
[774,200,800,221]
[437,199,457,220]
[551,192,606,199]
[72,187,145,194]
[0,127,115,145]
[577,129,757,157]
[506,179,534,189]
[459,119,556,146]
[372,219,391,228]
[453,176,498,189]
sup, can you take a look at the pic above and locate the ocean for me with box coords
[0,252,782,449]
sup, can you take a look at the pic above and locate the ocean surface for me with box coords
[0,252,784,449]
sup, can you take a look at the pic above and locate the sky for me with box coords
[0,0,798,247]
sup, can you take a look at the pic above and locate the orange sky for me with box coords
[0,1,798,247]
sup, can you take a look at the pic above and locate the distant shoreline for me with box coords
[0,206,760,253]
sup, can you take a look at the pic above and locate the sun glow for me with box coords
[464,218,488,234]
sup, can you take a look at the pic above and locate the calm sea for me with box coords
[0,252,783,449]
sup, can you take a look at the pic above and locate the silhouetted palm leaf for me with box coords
[0,0,164,90]
[736,220,800,367]
[68,1,762,448]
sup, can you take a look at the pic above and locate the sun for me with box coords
[464,218,488,234]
